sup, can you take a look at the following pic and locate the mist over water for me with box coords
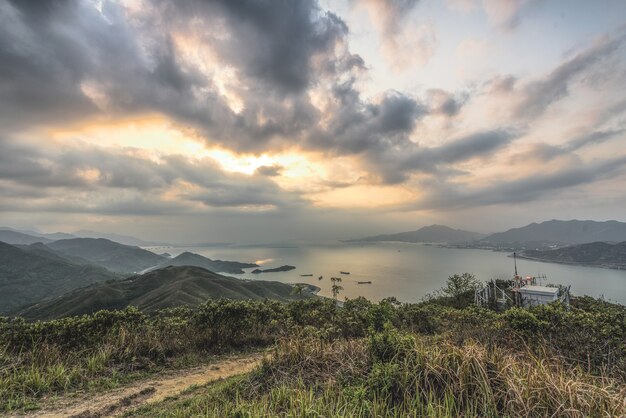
[158,242,626,304]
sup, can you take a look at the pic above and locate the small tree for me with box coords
[330,276,343,301]
[441,273,480,308]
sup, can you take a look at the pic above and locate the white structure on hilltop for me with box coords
[474,252,571,309]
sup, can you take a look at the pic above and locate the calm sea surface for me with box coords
[155,242,626,304]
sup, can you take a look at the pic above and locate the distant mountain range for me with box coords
[519,241,626,270]
[0,241,120,314]
[349,220,626,247]
[47,238,165,273]
[0,229,54,245]
[72,230,165,246]
[350,225,486,243]
[15,266,317,320]
[0,227,166,247]
[482,220,626,246]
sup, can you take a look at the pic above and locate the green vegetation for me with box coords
[1,274,624,415]
[0,241,120,314]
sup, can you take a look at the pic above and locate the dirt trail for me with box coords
[24,353,263,418]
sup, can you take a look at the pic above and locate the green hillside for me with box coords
[15,265,316,320]
[0,241,120,314]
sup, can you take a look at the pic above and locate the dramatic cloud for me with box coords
[416,155,626,210]
[0,0,625,240]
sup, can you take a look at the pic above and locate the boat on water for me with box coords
[357,281,372,284]
[340,271,350,275]
[300,274,313,277]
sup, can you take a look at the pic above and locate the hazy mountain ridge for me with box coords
[483,220,626,246]
[0,230,53,245]
[72,230,165,246]
[15,265,316,320]
[519,241,626,270]
[0,241,120,314]
[47,238,165,273]
[350,225,486,243]
[155,251,258,274]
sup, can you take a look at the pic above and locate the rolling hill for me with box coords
[0,241,120,314]
[519,241,626,269]
[350,225,485,243]
[483,220,626,246]
[15,266,317,320]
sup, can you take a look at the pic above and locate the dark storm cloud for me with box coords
[416,155,626,210]
[373,129,517,184]
[312,89,426,154]
[516,33,626,119]
[0,0,99,129]
[152,0,350,94]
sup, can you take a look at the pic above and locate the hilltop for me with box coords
[15,265,316,320]
[350,224,485,243]
[0,241,119,314]
[519,241,626,269]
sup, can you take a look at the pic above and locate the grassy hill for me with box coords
[15,265,316,320]
[351,224,485,243]
[1,292,624,415]
[47,238,165,273]
[520,241,626,269]
[155,251,258,274]
[0,241,120,314]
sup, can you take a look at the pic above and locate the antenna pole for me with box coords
[514,252,518,276]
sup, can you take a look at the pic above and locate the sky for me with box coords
[0,0,625,243]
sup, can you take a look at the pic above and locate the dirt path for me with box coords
[23,353,263,418]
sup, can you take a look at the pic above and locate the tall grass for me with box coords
[133,329,626,417]
[1,295,624,413]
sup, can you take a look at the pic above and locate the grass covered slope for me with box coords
[47,238,165,273]
[521,241,626,269]
[15,266,315,320]
[2,295,624,415]
[134,331,626,417]
[0,241,119,314]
